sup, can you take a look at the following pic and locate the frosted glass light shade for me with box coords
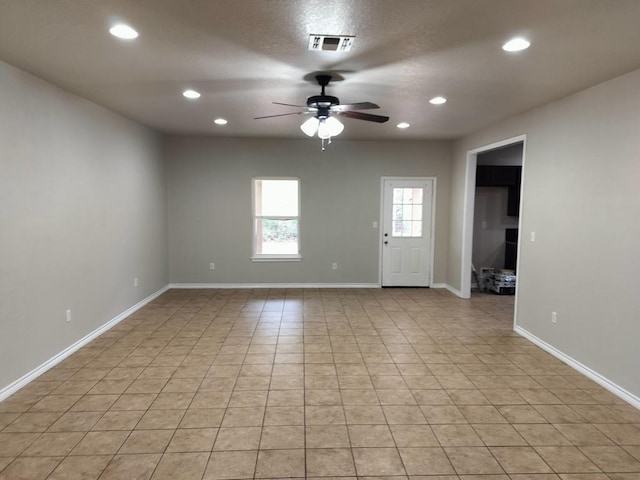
[300,117,319,136]
[317,116,344,139]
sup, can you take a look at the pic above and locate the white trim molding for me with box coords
[431,283,466,298]
[515,326,640,410]
[444,284,465,298]
[461,134,527,299]
[379,176,437,288]
[0,285,170,402]
[170,283,380,289]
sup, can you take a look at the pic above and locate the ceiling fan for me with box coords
[254,74,389,147]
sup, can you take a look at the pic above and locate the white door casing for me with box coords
[381,178,434,287]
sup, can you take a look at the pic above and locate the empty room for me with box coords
[1,1,639,478]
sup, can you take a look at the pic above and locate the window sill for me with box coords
[251,255,302,262]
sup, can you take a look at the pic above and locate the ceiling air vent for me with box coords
[308,35,354,52]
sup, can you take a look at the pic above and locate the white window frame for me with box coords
[251,177,302,262]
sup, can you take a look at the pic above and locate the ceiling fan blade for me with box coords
[254,111,305,120]
[332,102,380,112]
[272,102,307,108]
[338,110,389,123]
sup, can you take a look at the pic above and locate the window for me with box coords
[252,178,300,260]
[392,187,423,237]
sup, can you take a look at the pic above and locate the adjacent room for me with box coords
[1,1,639,478]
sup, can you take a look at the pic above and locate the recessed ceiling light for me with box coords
[109,24,139,40]
[214,118,228,125]
[429,96,447,105]
[397,122,410,129]
[182,89,201,99]
[502,37,530,52]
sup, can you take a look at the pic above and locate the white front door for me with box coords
[381,178,434,287]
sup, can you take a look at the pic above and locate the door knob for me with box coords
[384,233,388,237]
[384,241,388,245]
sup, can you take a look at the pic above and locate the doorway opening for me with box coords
[461,135,526,325]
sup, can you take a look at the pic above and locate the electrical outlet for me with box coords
[210,263,215,270]
[134,277,139,287]
[551,311,557,324]
[332,263,338,270]
[66,309,72,323]
[372,221,378,229]
[482,220,488,229]
[530,231,536,242]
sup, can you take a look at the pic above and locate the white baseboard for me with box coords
[169,283,381,289]
[514,325,640,410]
[444,284,466,298]
[0,285,170,402]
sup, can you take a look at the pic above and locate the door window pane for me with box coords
[391,187,424,237]
[412,204,423,221]
[412,188,423,204]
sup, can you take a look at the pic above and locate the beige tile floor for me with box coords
[1,288,639,479]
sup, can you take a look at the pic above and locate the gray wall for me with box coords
[449,68,640,398]
[0,61,168,391]
[166,136,451,285]
[477,143,523,166]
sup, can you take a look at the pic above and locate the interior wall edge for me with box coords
[514,325,640,410]
[439,284,465,298]
[0,285,170,402]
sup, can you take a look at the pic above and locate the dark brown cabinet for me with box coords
[507,185,520,216]
[476,165,521,216]
[476,165,521,187]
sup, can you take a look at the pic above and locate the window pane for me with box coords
[391,185,425,237]
[255,179,298,216]
[392,219,403,236]
[412,204,423,221]
[412,188,423,204]
[256,219,298,254]
[393,188,403,204]
[402,188,414,204]
[393,205,403,222]
[403,205,413,221]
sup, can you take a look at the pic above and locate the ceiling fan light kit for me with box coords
[300,117,319,136]
[318,116,344,139]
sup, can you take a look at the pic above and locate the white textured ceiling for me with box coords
[1,0,640,140]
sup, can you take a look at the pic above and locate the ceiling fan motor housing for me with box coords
[307,95,340,118]
[307,74,339,118]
